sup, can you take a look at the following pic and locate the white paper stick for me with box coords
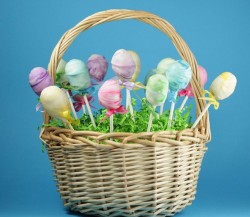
[159,103,164,115]
[65,90,78,119]
[168,102,175,128]
[82,105,86,115]
[167,93,177,128]
[147,113,153,132]
[66,122,74,130]
[129,102,135,122]
[179,90,191,111]
[110,114,114,133]
[191,103,211,129]
[83,94,96,128]
[179,95,189,111]
[126,88,129,109]
[62,120,74,130]
[126,89,135,121]
[147,106,156,132]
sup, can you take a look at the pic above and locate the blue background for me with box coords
[1,0,249,216]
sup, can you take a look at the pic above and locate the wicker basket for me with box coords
[40,9,211,217]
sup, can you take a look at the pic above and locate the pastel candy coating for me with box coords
[29,67,53,96]
[87,54,108,81]
[144,69,157,86]
[157,58,175,75]
[198,65,208,85]
[56,59,66,74]
[128,50,141,82]
[56,59,68,84]
[210,72,237,100]
[65,59,90,90]
[178,65,208,97]
[111,49,136,81]
[146,74,169,106]
[98,79,122,110]
[40,86,71,119]
[164,60,192,92]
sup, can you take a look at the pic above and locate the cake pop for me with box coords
[178,65,207,110]
[158,59,192,127]
[146,74,169,132]
[40,86,78,129]
[65,59,95,127]
[98,79,127,132]
[87,54,108,82]
[29,67,52,96]
[192,72,237,128]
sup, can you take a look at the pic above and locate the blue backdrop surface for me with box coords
[0,0,249,216]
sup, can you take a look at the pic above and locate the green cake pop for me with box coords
[146,74,169,132]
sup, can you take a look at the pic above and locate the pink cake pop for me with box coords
[178,65,208,111]
[98,79,127,114]
[98,79,127,132]
[178,65,208,97]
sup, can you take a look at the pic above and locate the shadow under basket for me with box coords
[40,9,211,217]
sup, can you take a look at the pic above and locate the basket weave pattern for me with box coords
[41,9,210,217]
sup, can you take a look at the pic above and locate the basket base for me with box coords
[46,142,206,217]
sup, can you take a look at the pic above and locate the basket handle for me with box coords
[46,9,210,139]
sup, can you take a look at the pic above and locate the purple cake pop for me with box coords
[87,54,108,82]
[29,67,53,96]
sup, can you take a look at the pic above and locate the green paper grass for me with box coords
[42,98,192,133]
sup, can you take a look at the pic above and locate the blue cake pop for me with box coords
[163,59,192,102]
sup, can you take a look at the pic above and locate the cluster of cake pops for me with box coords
[29,49,237,133]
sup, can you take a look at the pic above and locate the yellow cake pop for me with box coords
[192,72,237,128]
[40,86,78,128]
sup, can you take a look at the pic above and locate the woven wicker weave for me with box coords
[40,9,210,217]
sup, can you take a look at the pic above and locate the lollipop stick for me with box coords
[62,120,74,130]
[82,105,86,115]
[129,102,135,122]
[66,122,74,130]
[126,89,135,121]
[179,90,191,111]
[191,103,211,129]
[167,93,177,128]
[147,106,156,132]
[147,113,153,132]
[179,95,189,111]
[65,90,78,119]
[168,102,175,128]
[159,103,164,115]
[126,88,129,109]
[83,94,96,128]
[110,114,114,133]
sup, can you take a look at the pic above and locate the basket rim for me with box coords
[40,126,209,150]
